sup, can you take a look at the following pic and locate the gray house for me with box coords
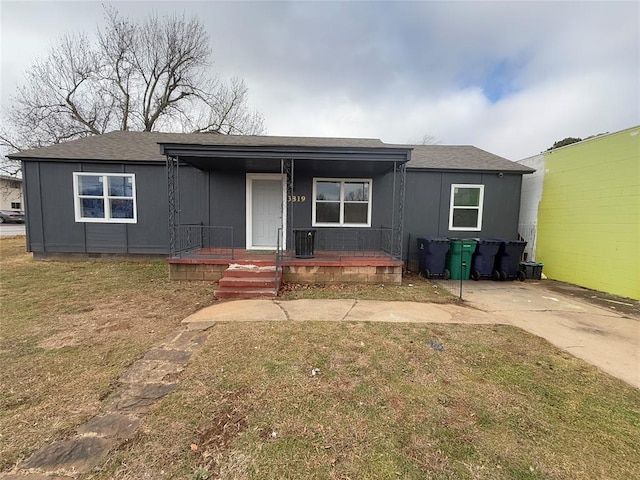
[9,131,532,291]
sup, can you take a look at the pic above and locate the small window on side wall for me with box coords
[11,202,21,209]
[73,173,137,223]
[449,184,484,231]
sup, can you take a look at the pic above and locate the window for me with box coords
[10,202,21,209]
[449,184,484,231]
[73,173,137,223]
[313,178,372,227]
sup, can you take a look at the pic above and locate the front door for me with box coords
[246,174,285,249]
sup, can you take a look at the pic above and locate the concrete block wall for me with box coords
[169,263,227,281]
[282,265,402,285]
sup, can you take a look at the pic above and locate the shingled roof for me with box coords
[405,145,534,173]
[8,131,391,162]
[8,131,533,173]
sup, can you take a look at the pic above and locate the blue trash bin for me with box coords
[494,239,527,281]
[417,237,451,279]
[470,239,502,280]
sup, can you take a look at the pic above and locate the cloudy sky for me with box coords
[1,0,638,160]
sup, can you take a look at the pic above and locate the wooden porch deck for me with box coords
[168,249,403,284]
[168,248,403,267]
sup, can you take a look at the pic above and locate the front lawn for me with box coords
[96,321,640,480]
[0,236,214,471]
[1,236,638,479]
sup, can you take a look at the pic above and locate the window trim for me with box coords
[73,172,137,223]
[312,178,372,227]
[448,183,484,231]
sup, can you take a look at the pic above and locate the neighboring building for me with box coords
[518,125,640,300]
[9,131,532,286]
[0,175,23,211]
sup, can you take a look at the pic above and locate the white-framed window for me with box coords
[312,178,372,227]
[10,202,21,209]
[449,184,484,231]
[73,173,137,223]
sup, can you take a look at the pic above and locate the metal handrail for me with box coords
[174,225,234,259]
[275,227,284,296]
[308,227,397,258]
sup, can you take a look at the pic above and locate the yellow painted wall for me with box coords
[537,127,640,300]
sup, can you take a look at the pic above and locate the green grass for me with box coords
[2,236,639,479]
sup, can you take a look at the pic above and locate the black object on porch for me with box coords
[293,229,316,258]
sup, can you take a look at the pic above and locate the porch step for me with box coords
[218,276,280,289]
[214,264,282,299]
[214,288,279,299]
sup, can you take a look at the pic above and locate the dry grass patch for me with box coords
[280,271,457,303]
[93,321,639,480]
[3,237,639,479]
[0,236,214,471]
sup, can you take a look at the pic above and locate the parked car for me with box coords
[0,210,25,223]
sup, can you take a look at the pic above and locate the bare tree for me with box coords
[410,134,443,145]
[0,7,265,175]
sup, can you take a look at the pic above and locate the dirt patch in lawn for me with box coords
[280,271,458,303]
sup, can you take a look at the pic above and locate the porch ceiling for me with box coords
[160,143,411,174]
[175,156,404,175]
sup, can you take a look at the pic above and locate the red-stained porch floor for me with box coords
[168,249,403,267]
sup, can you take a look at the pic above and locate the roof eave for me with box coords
[406,166,535,174]
[159,143,412,163]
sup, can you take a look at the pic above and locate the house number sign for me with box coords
[288,195,307,203]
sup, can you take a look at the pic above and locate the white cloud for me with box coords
[1,1,638,160]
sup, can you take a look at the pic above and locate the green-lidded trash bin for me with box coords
[446,239,478,280]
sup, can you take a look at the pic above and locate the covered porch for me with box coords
[161,138,410,286]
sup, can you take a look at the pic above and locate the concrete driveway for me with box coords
[435,279,640,388]
[183,280,639,388]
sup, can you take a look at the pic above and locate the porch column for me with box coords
[390,161,406,260]
[281,158,294,251]
[167,155,180,257]
[396,162,406,260]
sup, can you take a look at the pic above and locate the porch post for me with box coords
[167,155,180,257]
[397,162,406,261]
[391,161,397,258]
[281,158,294,251]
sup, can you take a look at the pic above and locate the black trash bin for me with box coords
[470,239,502,280]
[417,237,451,279]
[494,239,527,281]
[294,229,316,258]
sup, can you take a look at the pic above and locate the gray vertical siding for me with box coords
[125,164,169,254]
[23,158,525,260]
[287,163,402,250]
[23,160,170,255]
[175,167,248,249]
[210,171,246,248]
[403,170,523,268]
[22,161,43,252]
[39,162,86,252]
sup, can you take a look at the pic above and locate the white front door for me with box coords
[246,174,285,249]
